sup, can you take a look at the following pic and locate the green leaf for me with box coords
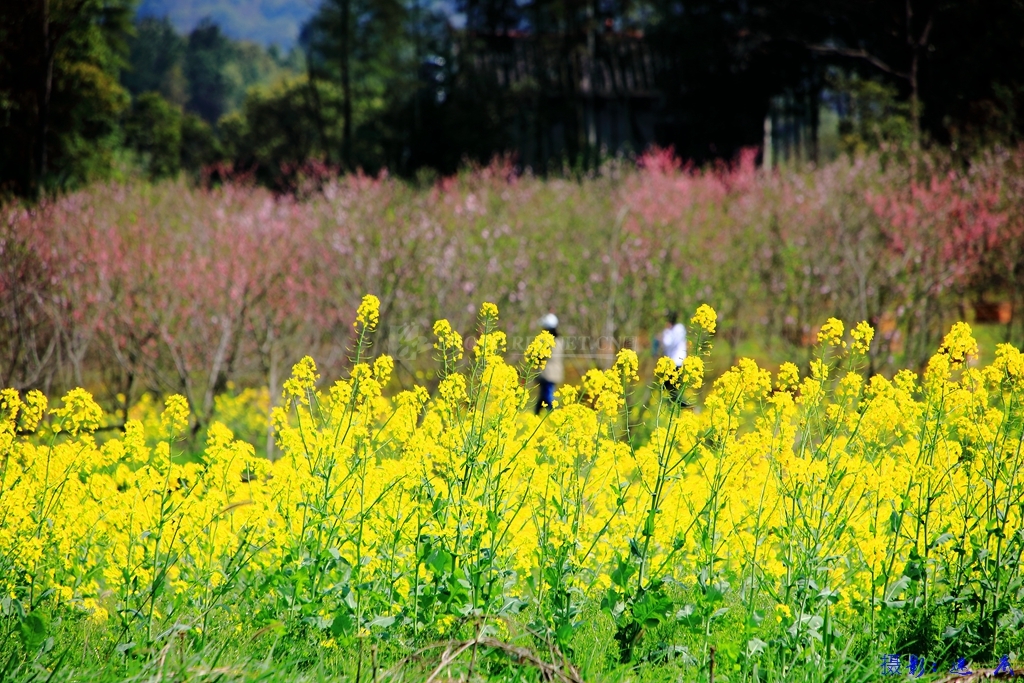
[601,588,621,612]
[632,591,672,627]
[928,532,955,550]
[19,612,48,649]
[904,559,925,581]
[883,575,910,609]
[676,603,702,628]
[555,623,575,645]
[889,509,902,533]
[942,625,964,640]
[426,549,452,575]
[747,637,768,656]
[705,580,729,603]
[330,611,354,637]
[610,559,636,588]
[642,509,656,537]
[709,607,729,621]
[368,615,395,628]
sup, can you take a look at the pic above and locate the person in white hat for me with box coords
[535,312,565,414]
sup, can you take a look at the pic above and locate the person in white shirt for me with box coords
[661,311,687,367]
[659,311,689,405]
[535,313,565,414]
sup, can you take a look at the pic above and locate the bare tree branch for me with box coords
[807,44,910,82]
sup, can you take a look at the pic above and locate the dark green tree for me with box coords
[769,0,1024,151]
[122,16,187,105]
[0,0,135,196]
[184,18,233,123]
[221,39,302,114]
[180,111,220,171]
[124,91,182,178]
[220,77,341,184]
[301,0,414,170]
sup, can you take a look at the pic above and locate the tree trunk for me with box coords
[905,0,932,148]
[585,0,597,170]
[909,49,920,146]
[340,0,353,170]
[35,0,53,190]
[305,54,329,161]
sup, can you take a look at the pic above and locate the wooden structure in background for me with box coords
[461,32,672,168]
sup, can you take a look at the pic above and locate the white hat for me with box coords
[541,313,558,329]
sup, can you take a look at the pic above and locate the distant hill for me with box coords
[136,0,317,48]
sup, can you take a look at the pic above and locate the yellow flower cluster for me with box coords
[474,330,507,361]
[654,354,704,391]
[355,294,381,331]
[614,348,640,383]
[479,302,499,320]
[432,319,464,361]
[654,356,680,386]
[776,361,800,390]
[160,394,190,438]
[1,302,1021,658]
[940,321,979,364]
[691,304,717,335]
[282,355,320,404]
[52,388,103,435]
[851,320,875,355]
[524,331,556,369]
[817,317,845,347]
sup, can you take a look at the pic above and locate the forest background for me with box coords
[4,0,1024,197]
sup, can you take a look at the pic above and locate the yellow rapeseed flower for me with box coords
[432,319,464,361]
[524,331,555,369]
[940,322,978,365]
[373,355,395,384]
[681,356,705,390]
[52,388,103,435]
[19,390,47,433]
[776,362,800,391]
[654,356,680,387]
[988,343,1024,388]
[818,317,845,347]
[479,302,499,320]
[691,304,717,335]
[4,293,1024,668]
[474,330,507,359]
[555,385,578,406]
[160,394,190,438]
[850,321,874,355]
[613,348,640,383]
[283,356,320,404]
[355,294,381,331]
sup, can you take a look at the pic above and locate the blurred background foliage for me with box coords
[2,0,1024,197]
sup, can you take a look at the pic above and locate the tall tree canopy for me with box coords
[3,0,1024,195]
[184,18,234,123]
[299,0,418,170]
[122,15,187,105]
[0,0,135,196]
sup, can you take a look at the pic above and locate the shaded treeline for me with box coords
[3,0,1024,196]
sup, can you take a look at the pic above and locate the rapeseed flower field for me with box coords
[1,295,1023,682]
